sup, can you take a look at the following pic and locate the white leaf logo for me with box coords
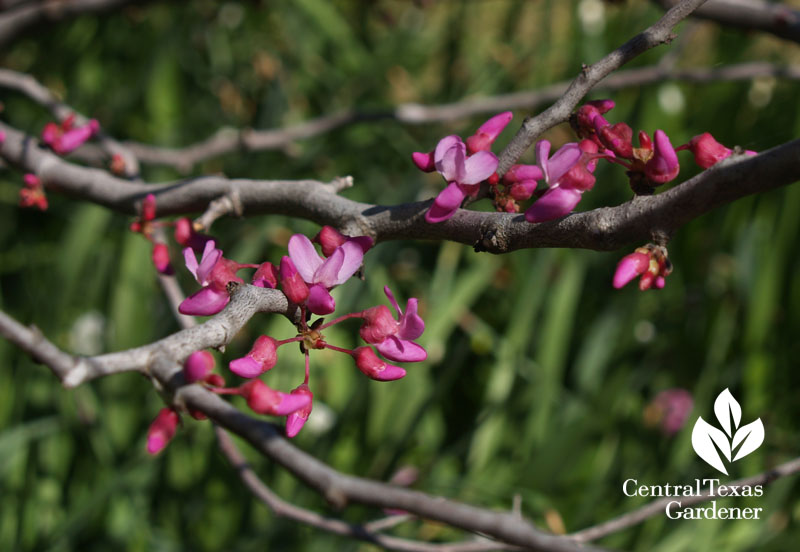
[691,388,764,475]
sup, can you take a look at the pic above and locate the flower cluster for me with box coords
[145,226,427,454]
[643,388,694,436]
[41,114,99,155]
[613,244,672,291]
[19,174,48,211]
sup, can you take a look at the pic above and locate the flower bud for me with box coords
[252,262,279,289]
[285,384,314,438]
[411,151,436,172]
[280,256,309,304]
[352,347,406,381]
[146,408,180,455]
[359,305,398,344]
[465,111,513,154]
[644,130,679,185]
[612,252,650,289]
[229,335,278,378]
[183,350,215,383]
[312,226,347,257]
[152,243,174,275]
[240,380,311,416]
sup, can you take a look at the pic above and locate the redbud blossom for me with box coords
[612,252,650,289]
[287,234,365,314]
[42,117,99,155]
[285,384,314,438]
[644,130,680,184]
[352,347,407,381]
[146,408,180,455]
[524,140,583,223]
[240,380,311,416]
[174,217,213,253]
[644,389,693,436]
[465,111,512,154]
[229,335,278,378]
[280,256,310,304]
[677,132,757,169]
[151,242,174,275]
[312,225,374,257]
[359,305,398,344]
[411,151,436,172]
[179,241,247,316]
[19,174,48,210]
[183,350,216,383]
[252,262,279,289]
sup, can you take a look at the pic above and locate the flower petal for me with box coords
[425,182,465,223]
[377,336,427,362]
[437,142,466,183]
[288,234,323,283]
[307,284,336,315]
[196,240,222,284]
[313,247,344,286]
[547,143,582,185]
[535,140,552,182]
[383,286,402,317]
[524,186,583,223]
[179,287,230,316]
[398,298,425,340]
[461,150,498,185]
[433,135,462,168]
[332,239,365,285]
[229,356,265,378]
[370,363,407,382]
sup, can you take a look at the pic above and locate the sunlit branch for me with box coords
[496,0,709,174]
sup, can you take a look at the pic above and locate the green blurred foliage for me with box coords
[1,1,799,550]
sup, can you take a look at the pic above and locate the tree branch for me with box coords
[496,0,708,174]
[654,0,800,44]
[2,120,799,254]
[571,456,800,542]
[215,427,518,552]
[45,59,800,172]
[0,67,140,177]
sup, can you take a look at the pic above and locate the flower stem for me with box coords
[317,311,363,330]
[323,343,355,356]
[277,336,304,347]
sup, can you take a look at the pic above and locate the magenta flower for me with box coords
[240,380,312,416]
[229,336,278,378]
[612,245,672,291]
[41,116,99,155]
[644,130,680,184]
[676,132,757,169]
[251,262,279,289]
[353,347,407,381]
[312,225,373,257]
[646,389,694,436]
[146,408,180,455]
[179,240,250,316]
[285,384,314,438]
[183,351,216,383]
[465,111,513,154]
[360,286,426,362]
[425,135,498,223]
[524,140,583,223]
[613,252,651,289]
[287,234,364,314]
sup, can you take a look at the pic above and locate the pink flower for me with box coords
[644,130,680,184]
[352,347,407,381]
[312,225,373,257]
[285,384,314,438]
[613,252,650,289]
[676,132,757,169]
[287,234,365,314]
[645,389,694,436]
[41,116,99,155]
[179,240,243,316]
[280,256,310,304]
[146,408,180,455]
[465,111,513,154]
[612,245,672,291]
[19,173,48,211]
[524,140,583,223]
[151,243,174,275]
[360,286,426,362]
[183,350,216,383]
[174,217,213,253]
[240,380,312,416]
[425,135,498,223]
[252,262,279,289]
[229,336,278,378]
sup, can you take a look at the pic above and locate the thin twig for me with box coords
[496,0,709,174]
[654,0,800,44]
